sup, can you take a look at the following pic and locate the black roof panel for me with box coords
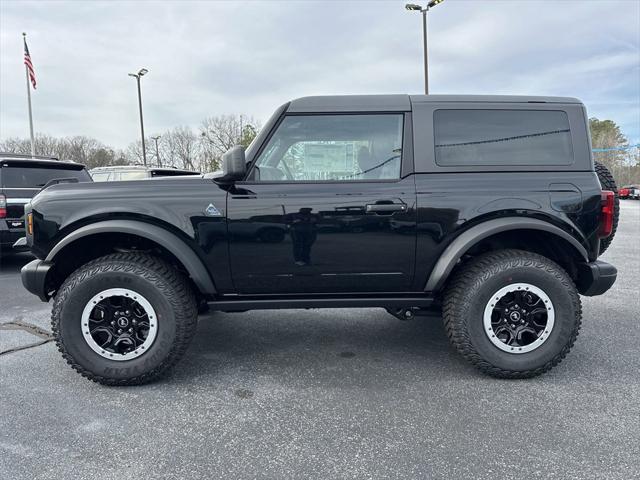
[288,95,411,113]
[286,94,582,113]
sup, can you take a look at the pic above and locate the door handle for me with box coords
[365,203,407,214]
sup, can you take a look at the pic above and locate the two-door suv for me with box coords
[20,95,618,385]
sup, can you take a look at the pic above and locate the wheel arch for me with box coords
[46,220,216,296]
[425,217,589,292]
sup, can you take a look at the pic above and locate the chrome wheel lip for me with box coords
[81,288,158,361]
[483,283,555,354]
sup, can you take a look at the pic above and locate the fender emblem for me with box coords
[204,203,222,217]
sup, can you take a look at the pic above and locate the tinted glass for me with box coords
[434,110,573,166]
[1,166,91,188]
[254,114,403,181]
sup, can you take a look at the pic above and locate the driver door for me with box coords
[226,113,417,294]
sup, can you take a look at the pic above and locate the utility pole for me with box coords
[151,135,162,167]
[128,68,149,166]
[405,0,445,94]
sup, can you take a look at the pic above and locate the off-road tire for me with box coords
[595,161,619,255]
[443,249,582,379]
[51,253,197,385]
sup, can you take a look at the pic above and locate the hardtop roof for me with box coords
[287,94,582,112]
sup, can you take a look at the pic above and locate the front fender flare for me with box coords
[424,217,588,292]
[46,220,216,295]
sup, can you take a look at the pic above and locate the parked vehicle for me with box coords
[0,154,91,256]
[628,185,640,200]
[20,95,618,385]
[90,165,199,181]
[619,187,630,199]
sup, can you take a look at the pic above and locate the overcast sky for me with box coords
[1,0,639,149]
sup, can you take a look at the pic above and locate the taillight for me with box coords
[0,194,6,218]
[599,190,615,238]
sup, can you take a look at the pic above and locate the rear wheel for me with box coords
[595,161,619,255]
[443,249,581,378]
[52,253,198,385]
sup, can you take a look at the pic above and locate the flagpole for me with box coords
[23,32,35,158]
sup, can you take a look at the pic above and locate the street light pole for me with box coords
[405,0,444,95]
[151,135,162,167]
[128,68,149,166]
[422,8,428,95]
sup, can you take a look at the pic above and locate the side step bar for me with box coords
[207,295,435,312]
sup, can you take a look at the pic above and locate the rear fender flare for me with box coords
[424,217,588,292]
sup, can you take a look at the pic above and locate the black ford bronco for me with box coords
[20,95,619,385]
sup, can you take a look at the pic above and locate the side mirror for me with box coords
[222,145,246,180]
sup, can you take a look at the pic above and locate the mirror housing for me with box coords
[221,145,246,180]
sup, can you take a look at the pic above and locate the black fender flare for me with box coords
[46,220,216,294]
[424,217,588,292]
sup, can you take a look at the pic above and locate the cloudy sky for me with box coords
[1,0,639,149]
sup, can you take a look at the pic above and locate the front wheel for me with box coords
[443,250,582,378]
[52,253,198,385]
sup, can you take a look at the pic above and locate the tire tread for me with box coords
[51,253,197,386]
[443,249,582,379]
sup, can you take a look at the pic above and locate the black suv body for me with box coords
[0,154,91,255]
[19,95,617,384]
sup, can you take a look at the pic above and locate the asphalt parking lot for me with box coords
[1,201,639,480]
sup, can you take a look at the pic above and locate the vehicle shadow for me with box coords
[0,252,33,274]
[175,309,475,385]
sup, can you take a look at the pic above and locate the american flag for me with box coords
[23,37,36,89]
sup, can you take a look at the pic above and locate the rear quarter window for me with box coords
[433,109,574,167]
[0,166,91,188]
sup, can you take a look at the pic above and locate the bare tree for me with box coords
[125,139,146,166]
[0,134,119,168]
[0,137,32,155]
[1,134,62,157]
[199,114,260,171]
[163,127,200,171]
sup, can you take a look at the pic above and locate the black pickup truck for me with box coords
[20,95,618,385]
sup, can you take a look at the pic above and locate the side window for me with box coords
[433,109,574,166]
[119,170,148,180]
[253,114,404,181]
[91,172,110,181]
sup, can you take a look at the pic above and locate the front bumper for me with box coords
[21,259,53,302]
[576,260,617,296]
